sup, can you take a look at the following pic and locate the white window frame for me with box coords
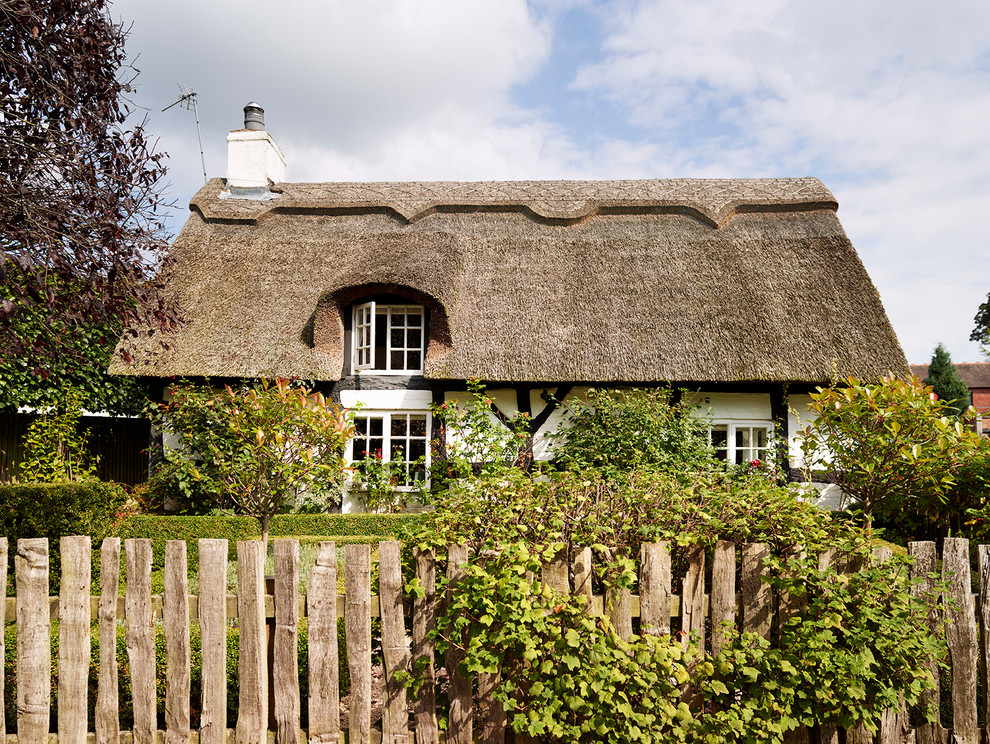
[350,302,425,375]
[708,421,773,465]
[347,409,432,489]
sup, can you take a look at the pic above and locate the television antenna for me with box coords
[162,84,208,185]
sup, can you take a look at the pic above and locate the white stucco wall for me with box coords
[339,386,849,513]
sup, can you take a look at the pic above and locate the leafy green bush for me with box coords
[402,463,940,744]
[551,387,719,479]
[798,375,990,539]
[402,467,854,566]
[700,553,941,740]
[153,380,352,541]
[0,482,127,592]
[17,388,99,482]
[431,542,708,743]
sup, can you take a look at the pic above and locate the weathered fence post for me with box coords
[125,538,156,744]
[572,546,593,612]
[274,539,301,744]
[380,540,410,744]
[943,537,978,744]
[16,538,49,744]
[710,541,735,657]
[307,542,340,744]
[0,537,6,743]
[446,544,473,744]
[979,545,990,744]
[164,540,191,744]
[412,548,439,744]
[346,543,372,744]
[908,541,940,744]
[742,542,771,637]
[873,546,910,744]
[96,538,120,744]
[198,539,229,744]
[640,541,671,636]
[236,540,268,744]
[607,547,633,641]
[681,545,705,652]
[59,535,92,744]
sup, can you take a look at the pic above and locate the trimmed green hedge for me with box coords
[269,513,427,537]
[113,515,260,571]
[0,482,127,593]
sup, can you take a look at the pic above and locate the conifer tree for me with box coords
[922,343,971,417]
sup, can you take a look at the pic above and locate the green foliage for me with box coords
[429,542,709,744]
[922,344,971,418]
[798,376,984,527]
[970,291,990,354]
[0,279,151,415]
[0,481,127,592]
[131,458,220,516]
[401,467,854,566]
[112,515,261,571]
[431,378,531,479]
[415,538,939,744]
[351,450,415,513]
[154,379,353,541]
[552,388,719,479]
[17,388,99,483]
[703,553,941,740]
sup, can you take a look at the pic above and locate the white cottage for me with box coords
[112,105,908,508]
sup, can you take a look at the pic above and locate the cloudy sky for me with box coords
[113,0,990,365]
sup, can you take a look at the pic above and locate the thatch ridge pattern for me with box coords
[194,177,837,226]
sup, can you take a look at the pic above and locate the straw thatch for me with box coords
[112,177,908,384]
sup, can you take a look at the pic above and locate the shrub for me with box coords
[112,515,261,571]
[269,513,427,538]
[551,387,719,479]
[798,375,989,538]
[153,379,353,541]
[0,481,127,592]
[17,388,99,483]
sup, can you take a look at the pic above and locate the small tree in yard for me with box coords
[798,375,985,536]
[155,379,353,542]
[922,343,971,417]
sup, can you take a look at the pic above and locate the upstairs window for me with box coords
[352,302,425,374]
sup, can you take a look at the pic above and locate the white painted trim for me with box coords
[691,392,773,420]
[341,389,432,409]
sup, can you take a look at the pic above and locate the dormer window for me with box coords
[352,301,425,374]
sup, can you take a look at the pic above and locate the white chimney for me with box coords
[225,102,285,192]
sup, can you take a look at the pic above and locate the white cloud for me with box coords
[571,0,990,362]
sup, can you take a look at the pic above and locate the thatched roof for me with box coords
[112,177,908,384]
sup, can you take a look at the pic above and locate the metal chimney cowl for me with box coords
[223,101,285,197]
[244,102,265,130]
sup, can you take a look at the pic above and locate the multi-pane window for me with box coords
[351,302,424,374]
[710,423,772,465]
[350,412,429,486]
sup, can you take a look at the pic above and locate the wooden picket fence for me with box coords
[0,536,986,744]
